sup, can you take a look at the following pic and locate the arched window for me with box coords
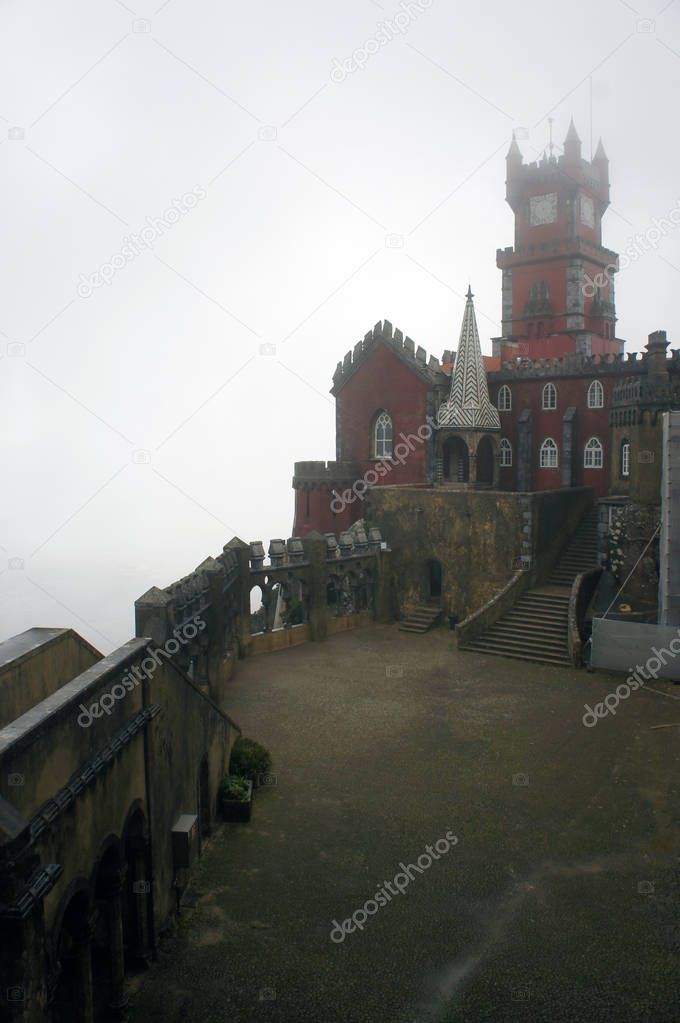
[587,380,604,408]
[584,437,604,469]
[542,382,557,410]
[499,438,513,467]
[373,411,393,459]
[540,437,558,468]
[498,385,512,412]
[621,439,630,478]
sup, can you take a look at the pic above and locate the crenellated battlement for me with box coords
[135,527,390,652]
[293,460,362,486]
[491,349,680,381]
[331,319,443,394]
[496,236,619,270]
[506,154,607,198]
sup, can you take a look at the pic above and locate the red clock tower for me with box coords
[494,120,623,362]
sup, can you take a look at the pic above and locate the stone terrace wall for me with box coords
[135,527,393,708]
[366,486,595,620]
[0,638,239,1018]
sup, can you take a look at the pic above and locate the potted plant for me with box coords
[219,774,253,822]
[229,737,272,790]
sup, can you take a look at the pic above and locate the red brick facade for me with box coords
[293,124,679,536]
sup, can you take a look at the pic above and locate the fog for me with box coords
[1,0,678,651]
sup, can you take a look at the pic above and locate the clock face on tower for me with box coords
[581,194,595,228]
[529,192,558,226]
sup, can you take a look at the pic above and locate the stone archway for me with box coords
[476,435,495,486]
[92,841,127,1021]
[51,888,93,1023]
[426,559,443,601]
[197,755,211,841]
[122,807,153,971]
[442,436,470,483]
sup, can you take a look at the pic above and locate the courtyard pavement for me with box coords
[128,624,680,1023]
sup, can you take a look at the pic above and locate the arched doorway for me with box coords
[443,437,470,482]
[197,755,211,842]
[122,808,153,971]
[426,560,442,602]
[476,436,495,486]
[92,842,127,1020]
[51,889,93,1023]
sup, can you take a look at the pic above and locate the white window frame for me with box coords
[587,380,604,409]
[540,437,558,468]
[498,385,512,412]
[584,436,604,469]
[542,382,557,410]
[499,438,513,467]
[621,440,630,478]
[374,410,393,459]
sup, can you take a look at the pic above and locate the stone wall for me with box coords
[0,629,101,729]
[366,485,594,619]
[135,528,393,708]
[659,412,680,625]
[0,637,239,1022]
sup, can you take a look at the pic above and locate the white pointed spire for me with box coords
[437,289,501,431]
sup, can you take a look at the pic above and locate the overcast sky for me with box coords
[1,0,679,652]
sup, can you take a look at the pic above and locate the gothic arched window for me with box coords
[373,411,393,459]
[540,437,558,468]
[500,438,513,467]
[584,437,604,469]
[498,385,512,412]
[587,380,604,408]
[542,383,557,410]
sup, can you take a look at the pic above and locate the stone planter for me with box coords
[220,780,253,822]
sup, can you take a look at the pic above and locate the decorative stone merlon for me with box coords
[330,320,445,394]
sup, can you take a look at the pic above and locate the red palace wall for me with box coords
[491,374,615,498]
[293,478,360,538]
[337,344,430,484]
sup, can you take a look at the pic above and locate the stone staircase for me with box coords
[399,605,442,634]
[462,511,600,666]
[547,511,600,586]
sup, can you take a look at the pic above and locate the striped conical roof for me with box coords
[437,288,501,431]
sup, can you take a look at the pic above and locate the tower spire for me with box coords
[565,117,581,144]
[506,132,523,167]
[594,137,608,162]
[563,117,582,163]
[437,290,500,431]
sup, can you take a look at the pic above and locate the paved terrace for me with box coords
[128,625,680,1023]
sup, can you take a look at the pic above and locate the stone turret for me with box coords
[435,289,501,487]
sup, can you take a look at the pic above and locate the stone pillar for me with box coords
[561,406,576,488]
[301,532,329,642]
[373,549,392,623]
[659,411,680,625]
[103,870,128,1020]
[224,538,252,655]
[517,410,532,492]
[129,849,152,965]
[134,588,172,645]
[72,916,95,1023]
[467,439,477,485]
